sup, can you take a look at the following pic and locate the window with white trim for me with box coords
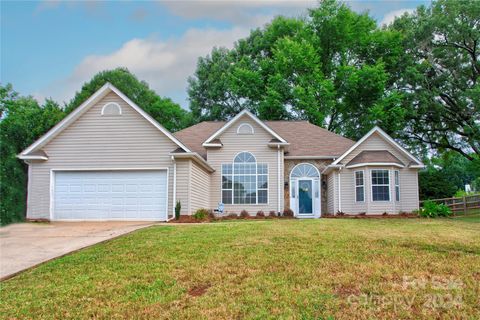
[221,152,268,204]
[394,170,400,201]
[355,171,365,202]
[371,169,390,201]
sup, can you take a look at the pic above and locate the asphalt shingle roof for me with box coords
[174,120,355,159]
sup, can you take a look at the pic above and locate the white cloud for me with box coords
[162,0,316,26]
[43,27,252,107]
[379,8,414,26]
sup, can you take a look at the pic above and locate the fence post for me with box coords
[463,196,467,215]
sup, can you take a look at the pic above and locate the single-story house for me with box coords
[19,83,424,221]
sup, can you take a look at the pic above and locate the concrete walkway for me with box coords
[0,221,154,280]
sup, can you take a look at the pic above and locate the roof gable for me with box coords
[19,83,190,159]
[202,110,287,146]
[332,126,424,167]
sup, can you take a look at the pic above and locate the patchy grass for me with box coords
[1,219,479,319]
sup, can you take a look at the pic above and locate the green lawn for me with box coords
[1,218,479,319]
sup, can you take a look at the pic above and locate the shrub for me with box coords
[269,210,277,218]
[336,211,345,216]
[256,210,265,218]
[193,208,209,220]
[283,208,294,217]
[419,200,453,218]
[359,212,366,216]
[240,210,250,218]
[382,212,388,216]
[227,213,238,219]
[175,201,181,220]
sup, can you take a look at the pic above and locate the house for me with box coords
[18,83,424,221]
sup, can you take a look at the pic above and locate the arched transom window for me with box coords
[234,151,256,163]
[291,163,319,178]
[222,152,268,204]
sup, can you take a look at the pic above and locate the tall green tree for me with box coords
[391,0,480,161]
[188,0,407,140]
[0,85,65,225]
[419,152,480,199]
[68,68,191,132]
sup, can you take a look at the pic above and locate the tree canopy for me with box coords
[188,0,408,140]
[0,85,65,225]
[390,0,480,161]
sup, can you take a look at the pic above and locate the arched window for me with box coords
[290,163,319,178]
[222,152,268,205]
[234,151,256,163]
[237,123,254,135]
[101,102,122,116]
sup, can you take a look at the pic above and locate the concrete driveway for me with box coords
[0,221,154,280]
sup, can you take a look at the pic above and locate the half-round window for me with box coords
[237,123,254,135]
[290,163,319,178]
[101,102,122,116]
[234,152,256,163]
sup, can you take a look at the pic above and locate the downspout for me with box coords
[338,167,342,214]
[168,155,177,221]
[277,145,281,214]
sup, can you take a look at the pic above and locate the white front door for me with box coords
[53,170,168,221]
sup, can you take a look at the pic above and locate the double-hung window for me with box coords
[371,169,390,201]
[394,170,400,202]
[355,171,365,202]
[221,152,268,204]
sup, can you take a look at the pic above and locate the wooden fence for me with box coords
[420,194,480,215]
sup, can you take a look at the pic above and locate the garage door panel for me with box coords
[53,170,167,220]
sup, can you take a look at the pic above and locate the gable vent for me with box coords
[101,102,122,116]
[237,123,254,135]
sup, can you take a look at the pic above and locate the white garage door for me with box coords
[53,170,167,221]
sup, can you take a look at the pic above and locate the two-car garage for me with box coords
[52,170,168,221]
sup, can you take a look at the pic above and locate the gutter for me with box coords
[321,164,344,175]
[169,152,215,173]
[17,155,48,161]
[284,155,337,160]
[277,145,281,213]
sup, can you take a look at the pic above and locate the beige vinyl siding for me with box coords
[26,92,178,220]
[336,132,419,215]
[398,168,420,212]
[190,161,211,213]
[327,172,336,214]
[339,169,368,214]
[207,115,282,214]
[175,160,190,215]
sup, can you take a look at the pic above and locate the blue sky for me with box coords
[1,0,428,109]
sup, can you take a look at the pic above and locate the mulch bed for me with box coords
[323,213,418,219]
[170,215,294,223]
